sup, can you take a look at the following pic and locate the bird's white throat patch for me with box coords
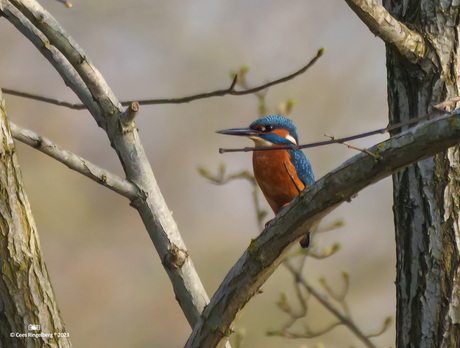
[249,134,297,147]
[249,136,274,147]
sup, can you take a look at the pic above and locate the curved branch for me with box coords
[133,48,323,105]
[344,0,425,63]
[1,0,209,329]
[186,112,460,347]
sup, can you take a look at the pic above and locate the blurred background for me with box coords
[0,0,394,347]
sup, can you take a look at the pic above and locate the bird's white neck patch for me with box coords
[285,134,297,145]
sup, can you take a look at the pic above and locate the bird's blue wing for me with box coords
[289,149,314,186]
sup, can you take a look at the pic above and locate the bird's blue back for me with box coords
[289,148,315,186]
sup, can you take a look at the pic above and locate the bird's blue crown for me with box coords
[250,115,299,145]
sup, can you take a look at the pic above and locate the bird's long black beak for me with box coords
[216,127,261,137]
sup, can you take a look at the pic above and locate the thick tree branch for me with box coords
[9,122,140,200]
[186,112,460,347]
[0,0,210,329]
[344,0,425,63]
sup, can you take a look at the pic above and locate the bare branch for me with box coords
[283,261,376,348]
[10,122,140,200]
[128,48,322,105]
[1,48,324,109]
[344,0,425,63]
[367,316,393,338]
[1,0,210,329]
[325,133,381,158]
[270,245,373,345]
[267,321,343,339]
[306,242,341,260]
[1,88,85,109]
[218,110,447,154]
[186,112,460,348]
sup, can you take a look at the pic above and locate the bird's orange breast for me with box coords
[252,147,305,214]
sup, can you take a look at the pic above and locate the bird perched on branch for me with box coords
[217,115,314,247]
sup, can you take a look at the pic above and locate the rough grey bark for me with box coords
[0,93,71,347]
[383,1,460,347]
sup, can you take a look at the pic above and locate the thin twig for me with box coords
[219,110,449,154]
[116,48,324,106]
[2,88,84,109]
[319,275,351,317]
[283,260,376,348]
[306,243,341,260]
[324,133,380,158]
[2,48,324,109]
[54,0,72,7]
[342,141,380,158]
[367,316,393,338]
[268,321,343,339]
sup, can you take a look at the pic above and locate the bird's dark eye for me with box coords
[252,124,275,132]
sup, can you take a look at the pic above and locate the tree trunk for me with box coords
[383,1,460,346]
[0,91,71,348]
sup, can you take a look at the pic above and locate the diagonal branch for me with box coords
[185,112,460,347]
[9,122,140,200]
[1,48,323,109]
[344,0,425,63]
[0,0,210,330]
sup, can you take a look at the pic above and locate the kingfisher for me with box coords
[217,115,314,247]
